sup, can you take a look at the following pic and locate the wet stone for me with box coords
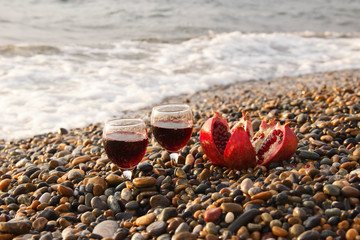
[297,230,321,240]
[107,195,122,213]
[172,232,196,240]
[158,207,177,221]
[174,222,190,234]
[138,162,153,172]
[298,150,320,160]
[204,222,218,235]
[125,200,139,211]
[146,221,167,236]
[0,221,31,234]
[325,208,341,217]
[323,184,340,196]
[38,209,57,220]
[289,224,305,238]
[92,220,118,239]
[321,230,337,239]
[39,192,51,204]
[204,207,222,222]
[303,215,321,230]
[228,209,260,233]
[150,195,170,208]
[275,192,288,205]
[135,213,156,226]
[58,185,74,196]
[81,211,95,225]
[91,196,108,210]
[220,203,243,213]
[341,186,360,197]
[32,217,48,232]
[225,212,235,224]
[62,227,76,240]
[133,177,157,188]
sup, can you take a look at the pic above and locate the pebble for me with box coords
[204,207,222,222]
[323,184,341,196]
[341,186,360,197]
[92,220,118,238]
[146,221,167,236]
[133,177,157,188]
[171,232,197,240]
[62,227,76,240]
[135,213,156,226]
[228,209,260,233]
[58,184,74,196]
[303,215,322,230]
[81,212,96,225]
[220,203,243,213]
[158,207,177,221]
[240,178,253,194]
[0,221,31,234]
[225,212,235,224]
[289,224,305,238]
[39,192,51,204]
[297,230,321,240]
[32,217,48,232]
[272,226,288,237]
[150,194,171,208]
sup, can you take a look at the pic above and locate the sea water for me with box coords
[1,0,360,140]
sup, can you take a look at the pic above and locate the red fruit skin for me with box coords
[260,123,298,166]
[199,112,229,167]
[224,125,256,169]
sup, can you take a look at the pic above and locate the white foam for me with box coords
[1,31,360,140]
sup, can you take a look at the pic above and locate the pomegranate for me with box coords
[252,121,298,166]
[200,113,298,169]
[199,112,256,168]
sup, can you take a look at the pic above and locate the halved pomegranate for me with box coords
[200,113,298,169]
[252,121,298,166]
[200,112,256,168]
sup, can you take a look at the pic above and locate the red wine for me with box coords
[103,132,148,169]
[151,121,193,152]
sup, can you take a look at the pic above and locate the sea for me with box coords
[1,0,360,140]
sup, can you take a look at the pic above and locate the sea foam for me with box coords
[1,31,360,140]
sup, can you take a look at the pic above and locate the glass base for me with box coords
[170,152,179,163]
[121,169,133,180]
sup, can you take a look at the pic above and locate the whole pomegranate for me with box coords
[200,112,298,169]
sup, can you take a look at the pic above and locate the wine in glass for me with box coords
[103,118,148,179]
[151,104,193,161]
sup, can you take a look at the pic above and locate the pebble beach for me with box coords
[1,69,360,240]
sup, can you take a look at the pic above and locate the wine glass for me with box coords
[103,118,148,180]
[151,104,193,162]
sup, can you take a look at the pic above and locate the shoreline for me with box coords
[1,68,359,143]
[0,69,360,239]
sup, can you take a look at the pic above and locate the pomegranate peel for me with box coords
[255,122,298,166]
[199,112,230,167]
[224,123,257,169]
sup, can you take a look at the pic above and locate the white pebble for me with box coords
[121,188,132,201]
[39,192,51,204]
[225,212,235,223]
[240,178,253,194]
